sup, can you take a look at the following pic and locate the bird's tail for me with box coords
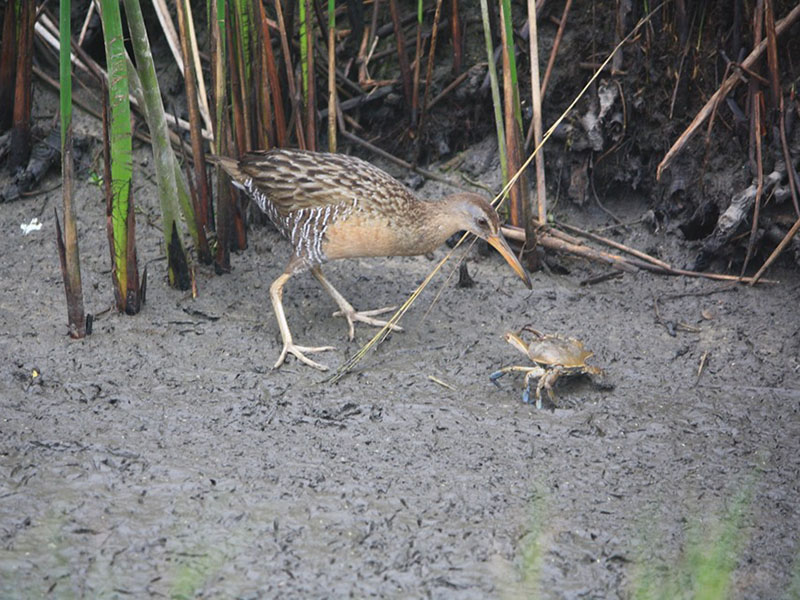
[207,154,245,182]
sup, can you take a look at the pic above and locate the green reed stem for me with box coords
[123,0,192,289]
[479,0,508,183]
[100,0,134,305]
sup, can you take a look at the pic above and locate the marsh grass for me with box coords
[494,482,758,599]
[168,546,225,600]
[630,485,753,600]
[492,485,549,600]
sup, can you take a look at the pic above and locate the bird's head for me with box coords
[444,193,532,289]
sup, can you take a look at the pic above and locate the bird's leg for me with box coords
[270,271,335,371]
[311,267,402,341]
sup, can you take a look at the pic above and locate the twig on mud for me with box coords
[555,220,671,269]
[503,225,639,272]
[696,350,710,379]
[750,215,800,285]
[317,86,393,119]
[425,66,476,111]
[22,182,63,197]
[428,375,456,391]
[592,216,647,233]
[579,271,623,286]
[652,295,701,337]
[459,172,495,195]
[657,3,800,180]
[661,283,738,300]
[501,223,777,284]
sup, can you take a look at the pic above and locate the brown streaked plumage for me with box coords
[212,149,531,371]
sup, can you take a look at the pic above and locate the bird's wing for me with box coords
[236,149,417,218]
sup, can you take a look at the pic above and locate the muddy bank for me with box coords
[2,126,800,596]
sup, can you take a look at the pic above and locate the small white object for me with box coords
[21,218,43,235]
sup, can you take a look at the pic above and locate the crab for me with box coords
[490,326,605,408]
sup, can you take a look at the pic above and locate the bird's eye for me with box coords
[476,217,489,228]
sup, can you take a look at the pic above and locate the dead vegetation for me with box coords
[1,0,799,332]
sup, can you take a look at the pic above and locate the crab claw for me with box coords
[522,383,533,405]
[489,370,507,385]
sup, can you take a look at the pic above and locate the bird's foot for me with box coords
[332,306,403,341]
[274,342,336,371]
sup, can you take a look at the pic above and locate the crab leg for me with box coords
[489,365,546,382]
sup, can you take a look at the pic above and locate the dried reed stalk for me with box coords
[658,3,800,180]
[526,4,546,226]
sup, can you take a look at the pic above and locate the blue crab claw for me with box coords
[523,379,544,408]
[489,370,506,385]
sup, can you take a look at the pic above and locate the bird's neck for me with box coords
[403,197,467,255]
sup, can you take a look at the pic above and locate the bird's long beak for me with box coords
[486,233,532,289]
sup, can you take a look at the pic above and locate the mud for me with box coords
[2,122,800,597]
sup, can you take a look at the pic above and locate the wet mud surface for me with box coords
[2,135,800,598]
